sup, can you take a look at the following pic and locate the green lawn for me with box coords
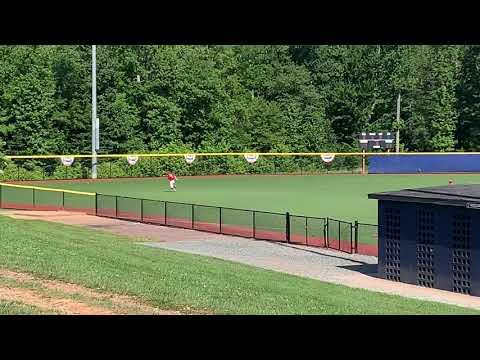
[0,215,477,315]
[0,300,48,315]
[35,174,480,224]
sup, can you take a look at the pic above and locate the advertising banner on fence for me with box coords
[184,154,196,164]
[60,156,75,166]
[244,153,259,164]
[127,156,139,165]
[320,154,335,163]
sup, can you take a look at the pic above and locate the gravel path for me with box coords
[144,238,378,283]
[144,237,480,310]
[4,209,480,310]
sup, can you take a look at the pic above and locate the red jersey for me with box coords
[167,174,176,181]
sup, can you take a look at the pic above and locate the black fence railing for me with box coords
[0,183,96,215]
[94,193,378,256]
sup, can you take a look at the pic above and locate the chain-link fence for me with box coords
[0,155,363,182]
[0,182,378,256]
[93,195,374,255]
[355,222,379,256]
[0,183,96,215]
[326,218,354,253]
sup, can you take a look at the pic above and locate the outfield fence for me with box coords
[0,156,362,182]
[368,154,480,173]
[0,183,378,256]
[5,151,480,182]
[0,183,96,215]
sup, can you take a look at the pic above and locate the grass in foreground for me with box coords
[0,299,48,315]
[0,215,477,315]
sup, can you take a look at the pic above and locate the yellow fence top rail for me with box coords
[5,152,480,159]
[0,183,95,196]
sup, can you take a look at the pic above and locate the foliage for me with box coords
[0,45,477,175]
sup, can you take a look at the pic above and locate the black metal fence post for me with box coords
[191,204,195,229]
[338,220,341,251]
[324,218,329,248]
[115,195,118,217]
[354,220,359,254]
[0,184,2,208]
[140,199,144,222]
[95,193,98,216]
[32,188,35,209]
[253,211,256,238]
[286,212,291,243]
[305,216,308,246]
[164,201,167,224]
[62,191,65,210]
[350,222,354,254]
[219,207,222,234]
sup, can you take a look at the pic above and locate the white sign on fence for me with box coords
[184,154,196,164]
[127,155,139,165]
[244,153,259,164]
[320,154,335,163]
[60,156,75,166]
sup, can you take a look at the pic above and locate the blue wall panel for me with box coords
[369,155,480,173]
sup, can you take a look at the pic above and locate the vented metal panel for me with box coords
[384,208,401,281]
[452,213,472,294]
[416,210,435,288]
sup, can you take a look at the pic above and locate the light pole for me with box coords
[396,93,401,153]
[92,45,98,179]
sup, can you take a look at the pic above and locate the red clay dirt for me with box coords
[0,268,182,315]
[1,202,95,215]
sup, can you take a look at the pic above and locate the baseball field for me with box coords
[33,173,480,225]
[2,173,480,314]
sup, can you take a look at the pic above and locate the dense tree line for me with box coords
[1,45,479,160]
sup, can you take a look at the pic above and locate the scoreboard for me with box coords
[359,131,395,151]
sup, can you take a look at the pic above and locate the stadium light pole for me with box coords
[396,93,401,153]
[91,45,97,179]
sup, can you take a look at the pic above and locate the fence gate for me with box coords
[289,215,327,247]
[326,218,354,254]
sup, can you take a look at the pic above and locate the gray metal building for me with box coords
[369,185,480,296]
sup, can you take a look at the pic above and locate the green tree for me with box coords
[457,45,480,150]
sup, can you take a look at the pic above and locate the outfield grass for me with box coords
[37,174,480,224]
[0,215,477,315]
[0,300,47,315]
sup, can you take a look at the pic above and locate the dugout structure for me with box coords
[369,185,480,296]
